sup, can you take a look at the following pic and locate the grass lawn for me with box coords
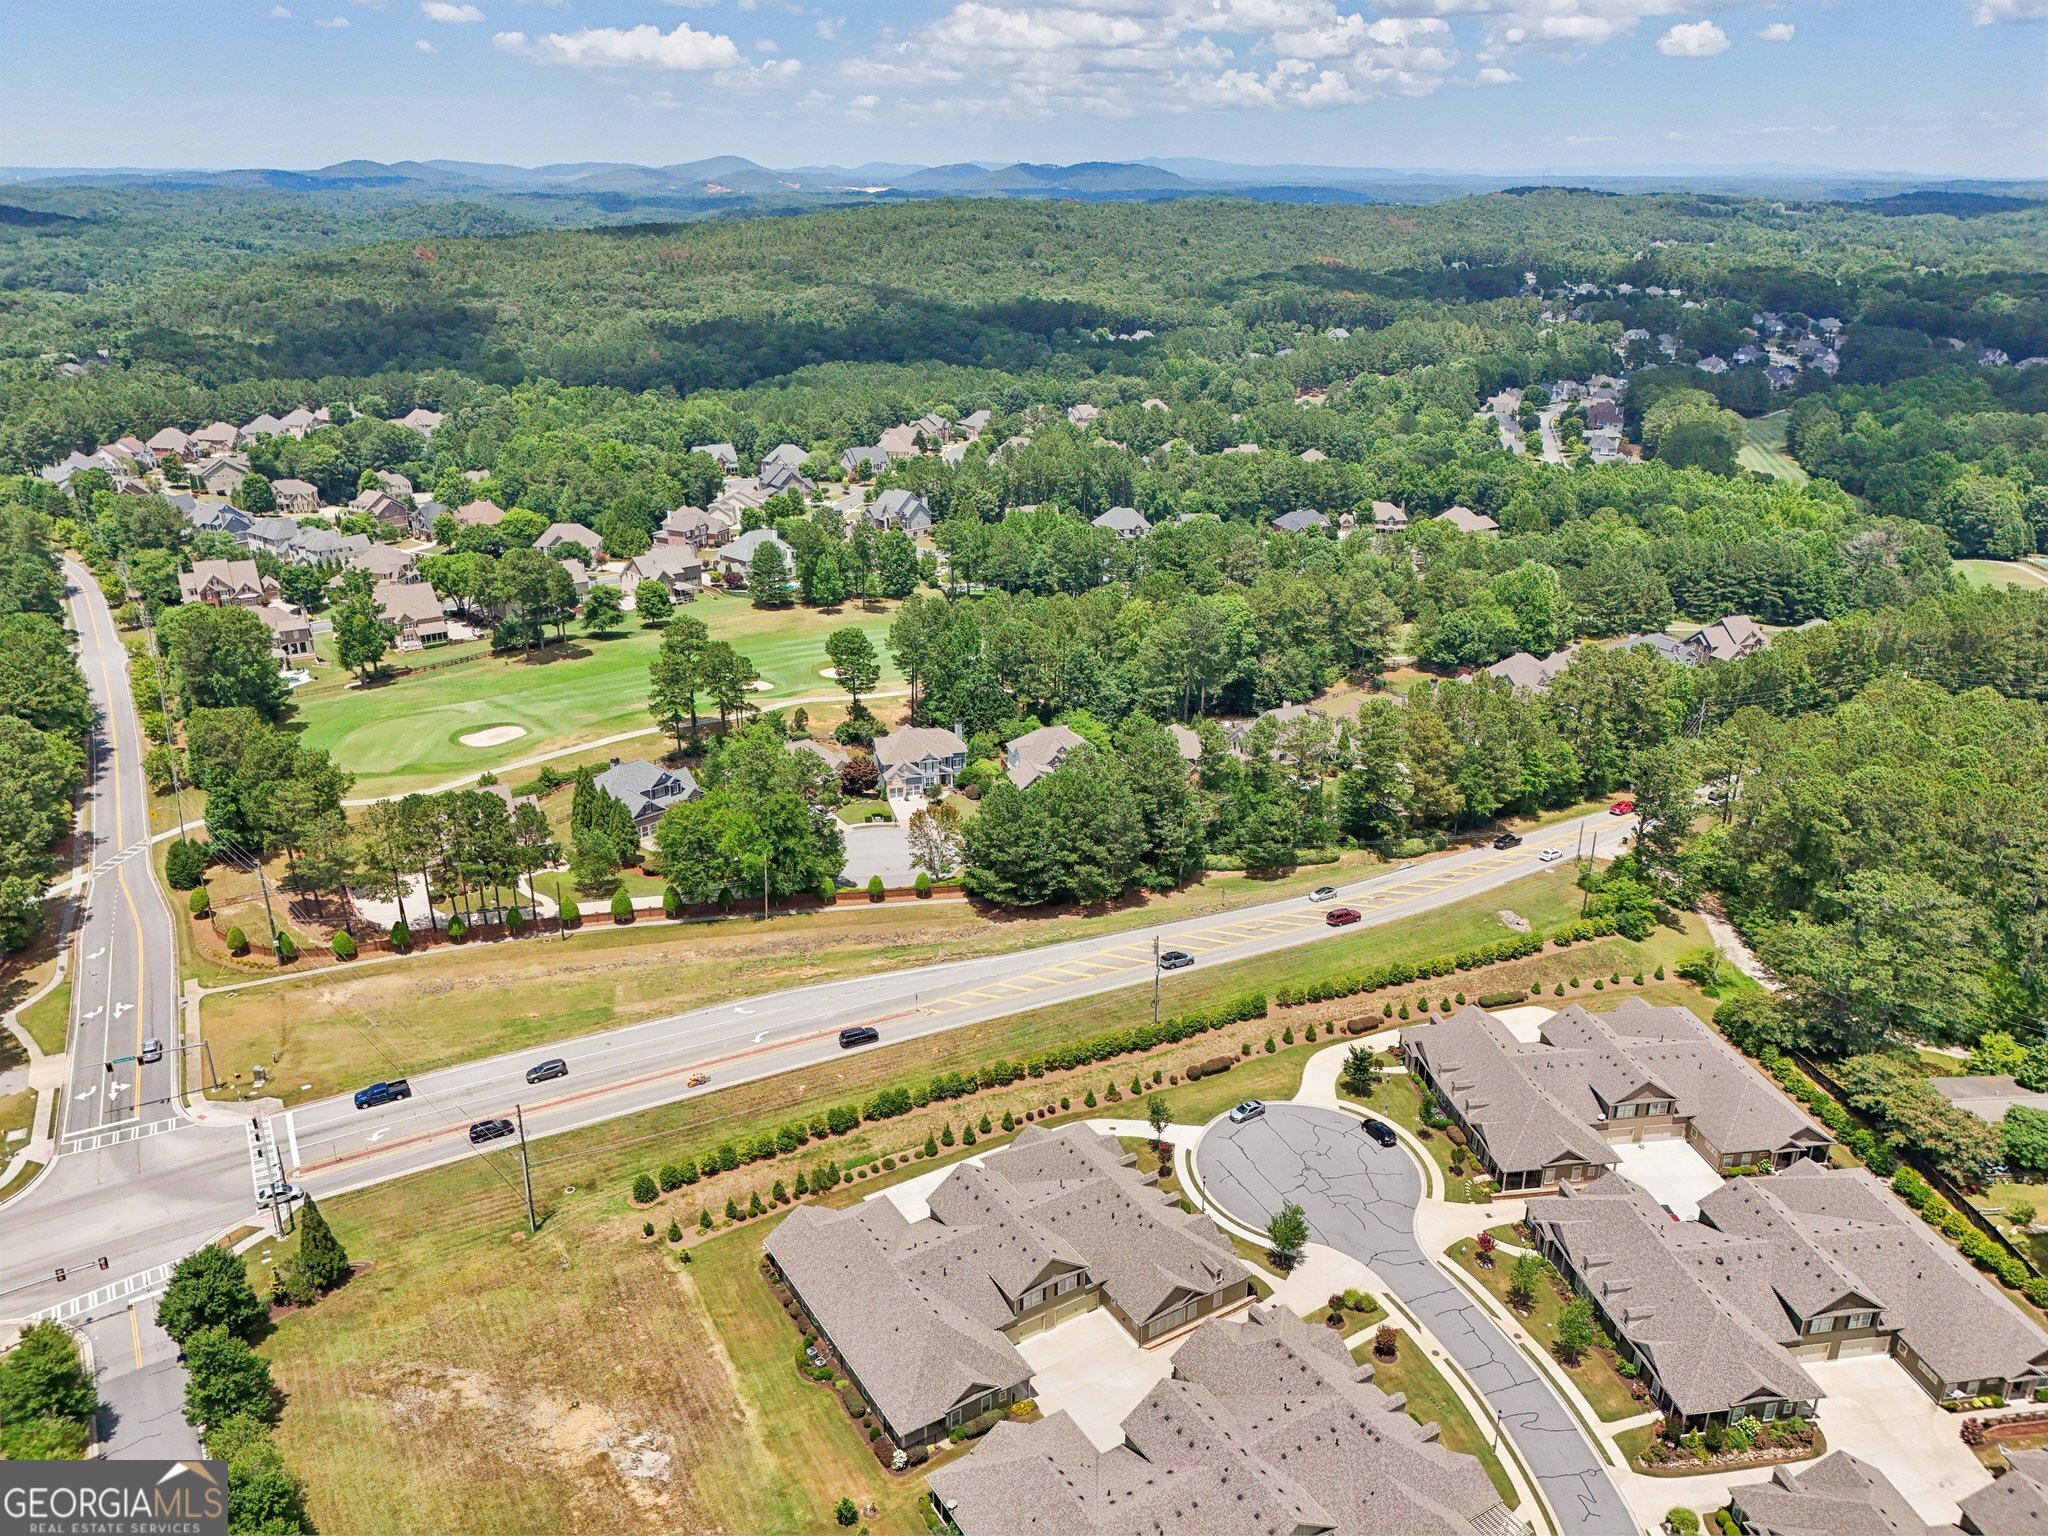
[295,592,902,798]
[1447,1237,1645,1422]
[1954,558,2048,592]
[15,978,70,1058]
[1736,413,1808,484]
[198,856,1561,1106]
[1351,1334,1518,1507]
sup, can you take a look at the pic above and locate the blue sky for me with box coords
[3,0,2043,177]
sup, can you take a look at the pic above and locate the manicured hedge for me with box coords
[1273,932,1546,1009]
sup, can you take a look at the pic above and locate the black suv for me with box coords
[1492,832,1523,850]
[468,1118,516,1145]
[1360,1117,1398,1148]
[839,1026,880,1048]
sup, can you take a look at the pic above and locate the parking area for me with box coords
[1804,1354,1993,1524]
[1611,1138,1724,1221]
[1015,1308,1182,1451]
[838,821,917,889]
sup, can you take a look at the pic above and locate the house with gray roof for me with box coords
[1090,506,1150,539]
[1403,999,1830,1197]
[927,1304,1508,1536]
[872,725,967,795]
[191,504,251,538]
[1436,506,1500,535]
[1531,1161,2048,1429]
[840,445,890,478]
[394,407,443,435]
[958,409,992,438]
[1272,507,1330,533]
[1005,724,1086,790]
[1372,499,1410,533]
[148,426,194,458]
[1689,613,1768,662]
[591,757,700,833]
[178,559,271,608]
[350,488,409,527]
[255,603,314,660]
[765,1125,1255,1452]
[1959,1447,2048,1533]
[757,460,815,497]
[1730,1451,1951,1536]
[761,443,809,475]
[1615,631,1706,666]
[288,527,370,565]
[619,546,703,601]
[691,441,739,472]
[373,581,450,650]
[271,478,320,515]
[191,454,251,497]
[656,504,716,548]
[710,527,794,586]
[866,488,933,535]
[1485,647,1576,693]
[1930,1076,2048,1126]
[342,543,418,585]
[535,522,604,558]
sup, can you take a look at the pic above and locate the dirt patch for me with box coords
[1496,909,1531,932]
[459,725,528,748]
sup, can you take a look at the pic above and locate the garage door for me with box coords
[1835,1335,1891,1359]
[1792,1342,1831,1361]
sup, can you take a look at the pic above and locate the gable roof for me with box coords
[1271,507,1329,532]
[536,522,603,553]
[1732,1451,1948,1536]
[1485,647,1575,692]
[868,488,932,530]
[373,581,446,628]
[1091,506,1150,535]
[1435,506,1500,534]
[1006,724,1086,789]
[454,498,506,526]
[873,726,967,772]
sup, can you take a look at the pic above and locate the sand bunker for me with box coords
[818,666,840,679]
[744,680,774,692]
[459,724,528,748]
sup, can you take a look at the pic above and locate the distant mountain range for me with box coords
[3,155,2040,214]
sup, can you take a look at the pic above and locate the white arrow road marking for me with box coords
[368,1129,388,1143]
[732,1005,756,1015]
[83,1006,104,1020]
[87,948,105,960]
[752,1030,771,1043]
[75,1086,98,1101]
[114,1002,133,1017]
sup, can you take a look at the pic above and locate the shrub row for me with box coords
[1757,1050,1898,1175]
[1273,932,1546,1009]
[1546,916,1623,946]
[1476,989,1527,1008]
[1185,1055,1237,1082]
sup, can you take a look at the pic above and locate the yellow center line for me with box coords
[128,1303,143,1369]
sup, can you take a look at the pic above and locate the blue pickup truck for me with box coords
[352,1079,412,1110]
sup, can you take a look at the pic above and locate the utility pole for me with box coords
[1152,935,1162,1030]
[762,852,770,920]
[515,1104,536,1235]
[1580,832,1598,916]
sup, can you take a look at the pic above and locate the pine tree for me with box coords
[295,1196,350,1292]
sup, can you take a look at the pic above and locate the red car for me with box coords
[1325,907,1362,927]
[1609,799,1634,816]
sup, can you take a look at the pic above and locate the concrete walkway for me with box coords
[1195,1103,1637,1535]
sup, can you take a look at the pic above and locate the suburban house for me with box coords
[178,559,271,608]
[1372,500,1410,533]
[878,424,921,459]
[349,488,410,527]
[1402,1000,1832,1196]
[1436,506,1501,535]
[865,488,933,535]
[255,605,314,661]
[761,443,808,475]
[1930,1076,2048,1126]
[691,441,739,472]
[1272,507,1329,533]
[1729,1451,1951,1536]
[148,426,194,458]
[872,725,968,796]
[373,581,451,650]
[453,498,506,528]
[394,408,443,435]
[656,505,716,548]
[591,757,701,833]
[1168,722,1203,766]
[190,505,252,539]
[619,546,704,601]
[1066,403,1100,427]
[1616,631,1705,666]
[270,478,320,514]
[765,1125,1256,1451]
[242,517,306,560]
[758,460,814,497]
[1299,446,1328,461]
[277,408,321,438]
[709,480,773,525]
[914,412,952,445]
[1531,1163,2048,1428]
[787,737,851,775]
[1004,724,1086,789]
[242,413,284,440]
[190,421,241,454]
[1689,614,1770,662]
[191,455,250,496]
[535,522,604,559]
[288,527,370,565]
[958,409,991,438]
[342,543,419,585]
[1959,1448,2048,1533]
[374,471,413,497]
[1485,647,1577,693]
[711,528,794,586]
[927,1304,1509,1536]
[1090,506,1150,539]
[840,446,890,478]
[1584,400,1623,431]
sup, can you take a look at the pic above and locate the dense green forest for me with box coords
[6,189,2048,1069]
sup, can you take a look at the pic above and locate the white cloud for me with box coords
[1757,21,1794,40]
[494,21,745,69]
[1563,133,1617,143]
[1656,19,1728,55]
[814,16,843,40]
[420,1,484,19]
[1971,0,2048,19]
[1472,63,1517,82]
[415,36,438,51]
[312,14,351,26]
[269,4,293,15]
[840,0,1463,119]
[715,56,803,88]
[756,37,780,52]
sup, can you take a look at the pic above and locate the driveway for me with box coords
[839,821,916,888]
[1196,1104,1636,1536]
[1015,1308,1183,1451]
[1803,1355,1992,1524]
[1611,1140,1724,1222]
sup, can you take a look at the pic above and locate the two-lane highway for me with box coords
[279,811,1631,1196]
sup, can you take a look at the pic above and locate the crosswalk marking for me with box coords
[27,1262,178,1324]
[60,1116,185,1152]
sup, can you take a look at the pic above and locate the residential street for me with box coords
[1195,1105,1636,1536]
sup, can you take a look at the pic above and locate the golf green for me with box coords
[296,594,899,796]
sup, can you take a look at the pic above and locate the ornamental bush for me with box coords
[188,887,211,917]
[632,1172,658,1203]
[662,885,682,918]
[274,930,298,963]
[165,838,208,890]
[611,888,634,923]
[867,874,885,902]
[446,914,467,942]
[914,872,932,897]
[330,931,357,961]
[224,925,248,955]
[388,918,411,951]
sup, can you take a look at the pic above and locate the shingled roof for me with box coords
[927,1306,1506,1536]
[1731,1451,1950,1536]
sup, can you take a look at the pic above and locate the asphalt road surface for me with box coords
[278,810,1627,1198]
[1196,1105,1636,1536]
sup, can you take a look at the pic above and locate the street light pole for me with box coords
[516,1103,537,1236]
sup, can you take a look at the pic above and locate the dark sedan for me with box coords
[468,1118,516,1145]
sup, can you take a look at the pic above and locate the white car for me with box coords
[138,1037,164,1065]
[1308,886,1338,903]
[1227,1100,1266,1125]
[255,1180,298,1209]
[1538,847,1563,864]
